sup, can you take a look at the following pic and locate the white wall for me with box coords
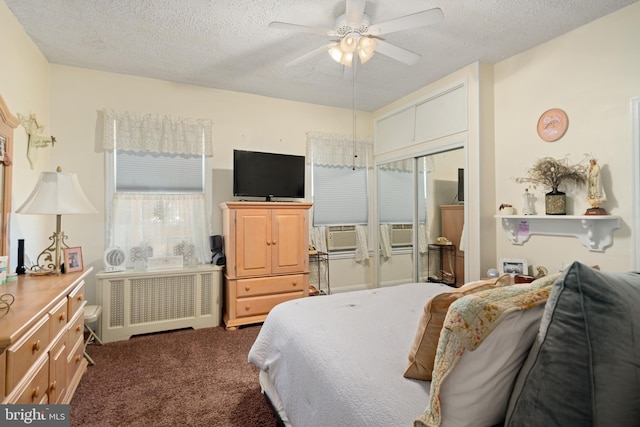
[493,2,640,273]
[46,65,373,301]
[0,0,51,273]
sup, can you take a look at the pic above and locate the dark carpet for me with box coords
[70,325,278,427]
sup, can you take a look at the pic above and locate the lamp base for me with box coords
[35,228,69,274]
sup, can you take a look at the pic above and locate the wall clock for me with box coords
[537,108,568,142]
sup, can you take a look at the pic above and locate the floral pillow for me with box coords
[414,273,559,427]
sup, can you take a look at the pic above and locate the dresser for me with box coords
[220,201,312,330]
[441,204,465,287]
[0,268,91,403]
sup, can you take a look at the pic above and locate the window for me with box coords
[307,132,373,258]
[102,110,213,266]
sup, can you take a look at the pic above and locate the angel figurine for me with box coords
[585,159,607,215]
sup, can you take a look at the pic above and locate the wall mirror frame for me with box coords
[0,94,19,260]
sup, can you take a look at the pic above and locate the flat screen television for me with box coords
[457,168,464,203]
[233,149,305,201]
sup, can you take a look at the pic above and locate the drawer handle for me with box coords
[31,386,40,401]
[292,281,297,286]
[77,294,84,301]
[245,305,251,311]
[76,325,82,333]
[50,381,57,392]
[59,313,66,322]
[75,355,82,363]
[245,285,251,292]
[32,340,41,353]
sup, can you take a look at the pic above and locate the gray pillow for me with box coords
[505,261,640,426]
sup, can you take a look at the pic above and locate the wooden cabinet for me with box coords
[441,204,465,287]
[221,202,312,330]
[1,268,91,403]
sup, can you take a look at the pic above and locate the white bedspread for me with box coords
[248,282,451,427]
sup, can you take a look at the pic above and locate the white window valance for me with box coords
[306,132,373,169]
[102,109,213,156]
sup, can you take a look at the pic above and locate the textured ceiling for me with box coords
[5,0,637,111]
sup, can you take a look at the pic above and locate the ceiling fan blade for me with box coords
[285,43,336,67]
[345,0,366,28]
[269,21,336,36]
[366,8,443,36]
[374,40,421,65]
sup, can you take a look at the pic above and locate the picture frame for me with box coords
[64,246,83,273]
[499,258,528,276]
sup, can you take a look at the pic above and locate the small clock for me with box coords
[537,108,568,142]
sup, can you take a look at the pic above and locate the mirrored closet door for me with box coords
[377,148,464,286]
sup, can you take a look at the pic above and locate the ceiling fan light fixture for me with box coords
[328,45,344,63]
[357,36,377,63]
[340,34,358,54]
[339,51,354,67]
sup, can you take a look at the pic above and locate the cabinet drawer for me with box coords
[67,281,86,320]
[49,298,69,340]
[236,291,304,317]
[6,354,49,404]
[67,332,85,382]
[67,307,85,350]
[236,274,306,297]
[6,315,50,392]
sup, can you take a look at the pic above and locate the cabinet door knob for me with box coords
[50,381,57,392]
[266,241,271,246]
[32,340,41,353]
[31,386,40,401]
[272,240,277,245]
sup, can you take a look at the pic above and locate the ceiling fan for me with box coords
[269,0,443,69]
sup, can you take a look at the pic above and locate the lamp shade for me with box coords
[16,171,97,215]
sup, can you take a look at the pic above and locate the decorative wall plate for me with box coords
[537,108,568,142]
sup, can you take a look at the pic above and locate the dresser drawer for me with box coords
[67,307,85,351]
[49,298,69,340]
[6,315,50,393]
[236,274,306,297]
[6,353,49,404]
[67,331,85,383]
[236,291,304,317]
[67,280,86,320]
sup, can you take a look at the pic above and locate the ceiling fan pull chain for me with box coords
[352,74,357,171]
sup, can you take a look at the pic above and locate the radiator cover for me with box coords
[96,265,222,343]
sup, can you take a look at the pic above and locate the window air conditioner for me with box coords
[391,224,413,247]
[327,225,357,251]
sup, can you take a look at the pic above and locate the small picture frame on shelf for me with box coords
[64,246,83,273]
[499,258,528,276]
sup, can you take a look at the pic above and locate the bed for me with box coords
[248,262,640,427]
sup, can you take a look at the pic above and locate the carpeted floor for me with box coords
[70,325,278,426]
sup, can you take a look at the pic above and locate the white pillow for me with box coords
[439,305,544,426]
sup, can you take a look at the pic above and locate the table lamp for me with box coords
[16,167,97,274]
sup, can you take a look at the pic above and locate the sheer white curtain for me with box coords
[102,110,213,267]
[307,132,373,260]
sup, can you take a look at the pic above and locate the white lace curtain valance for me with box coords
[102,109,213,156]
[306,131,373,169]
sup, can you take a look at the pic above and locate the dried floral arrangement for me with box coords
[516,156,587,193]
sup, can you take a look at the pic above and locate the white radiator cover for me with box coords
[96,265,223,343]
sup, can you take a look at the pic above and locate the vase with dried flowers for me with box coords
[515,156,587,215]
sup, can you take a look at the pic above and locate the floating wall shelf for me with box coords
[495,215,621,252]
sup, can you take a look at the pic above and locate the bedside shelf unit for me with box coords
[309,251,330,295]
[496,215,621,252]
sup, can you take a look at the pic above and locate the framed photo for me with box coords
[499,258,528,276]
[64,246,83,273]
